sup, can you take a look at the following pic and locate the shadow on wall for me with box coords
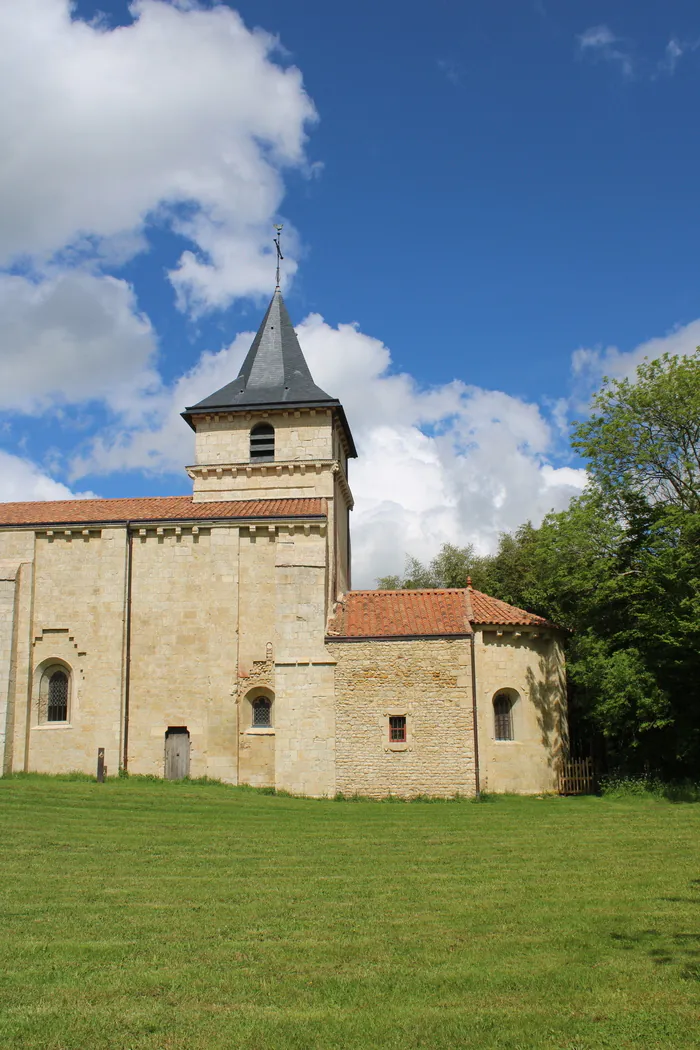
[525,648,568,777]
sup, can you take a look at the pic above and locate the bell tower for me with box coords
[181,287,357,594]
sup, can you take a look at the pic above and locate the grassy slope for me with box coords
[0,778,699,1050]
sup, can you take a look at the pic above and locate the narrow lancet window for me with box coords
[250,423,275,462]
[47,671,69,722]
[494,694,514,741]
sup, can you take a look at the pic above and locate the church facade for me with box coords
[0,290,567,796]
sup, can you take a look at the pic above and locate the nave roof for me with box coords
[0,495,325,527]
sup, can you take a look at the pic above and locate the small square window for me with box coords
[389,715,406,742]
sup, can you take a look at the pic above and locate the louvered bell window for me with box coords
[250,423,275,462]
[47,670,68,722]
[494,694,513,741]
[252,697,272,727]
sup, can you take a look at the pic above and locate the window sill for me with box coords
[385,743,410,752]
[33,722,73,730]
[245,728,275,736]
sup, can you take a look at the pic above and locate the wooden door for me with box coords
[164,728,190,780]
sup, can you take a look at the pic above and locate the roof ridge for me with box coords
[346,587,468,595]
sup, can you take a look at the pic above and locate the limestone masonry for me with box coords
[0,289,567,795]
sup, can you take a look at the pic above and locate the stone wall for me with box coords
[127,524,240,781]
[329,637,476,798]
[475,628,567,794]
[0,512,567,797]
[272,528,336,796]
[193,409,336,467]
[25,528,127,777]
[0,563,20,774]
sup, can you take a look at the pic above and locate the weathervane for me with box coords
[273,223,284,289]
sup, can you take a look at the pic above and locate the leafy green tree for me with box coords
[376,544,493,591]
[572,350,700,513]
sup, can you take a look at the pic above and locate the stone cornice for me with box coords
[186,459,355,509]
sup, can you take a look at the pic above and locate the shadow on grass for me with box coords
[2,772,497,804]
[611,878,700,981]
[600,776,700,803]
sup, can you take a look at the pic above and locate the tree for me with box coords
[376,543,493,591]
[572,350,700,514]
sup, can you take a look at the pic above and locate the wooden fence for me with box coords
[558,757,594,795]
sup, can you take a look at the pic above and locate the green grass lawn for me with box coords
[1,778,699,1050]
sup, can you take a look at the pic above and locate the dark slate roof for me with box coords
[185,289,334,412]
[182,289,357,456]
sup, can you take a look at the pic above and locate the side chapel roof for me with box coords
[326,587,554,639]
[182,288,357,456]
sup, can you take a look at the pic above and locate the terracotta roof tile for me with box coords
[468,588,552,627]
[0,496,325,527]
[327,587,553,639]
[327,589,472,639]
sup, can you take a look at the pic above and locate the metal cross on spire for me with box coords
[273,224,284,289]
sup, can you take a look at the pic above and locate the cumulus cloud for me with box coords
[0,449,94,503]
[571,317,700,398]
[578,24,634,78]
[0,0,316,310]
[0,271,159,416]
[71,311,587,587]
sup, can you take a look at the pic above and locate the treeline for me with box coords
[378,351,700,779]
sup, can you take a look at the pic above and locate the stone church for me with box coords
[0,289,567,796]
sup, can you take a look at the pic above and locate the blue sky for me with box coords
[1,0,699,584]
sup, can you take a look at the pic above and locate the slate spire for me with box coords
[182,289,356,456]
[183,289,335,418]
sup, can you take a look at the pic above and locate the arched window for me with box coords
[250,423,275,463]
[252,696,272,728]
[494,693,514,741]
[47,670,69,722]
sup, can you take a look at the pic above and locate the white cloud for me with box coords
[656,36,700,77]
[71,311,586,587]
[578,24,634,78]
[571,317,700,395]
[0,271,159,416]
[660,37,685,75]
[0,0,316,310]
[578,25,700,81]
[0,449,94,503]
